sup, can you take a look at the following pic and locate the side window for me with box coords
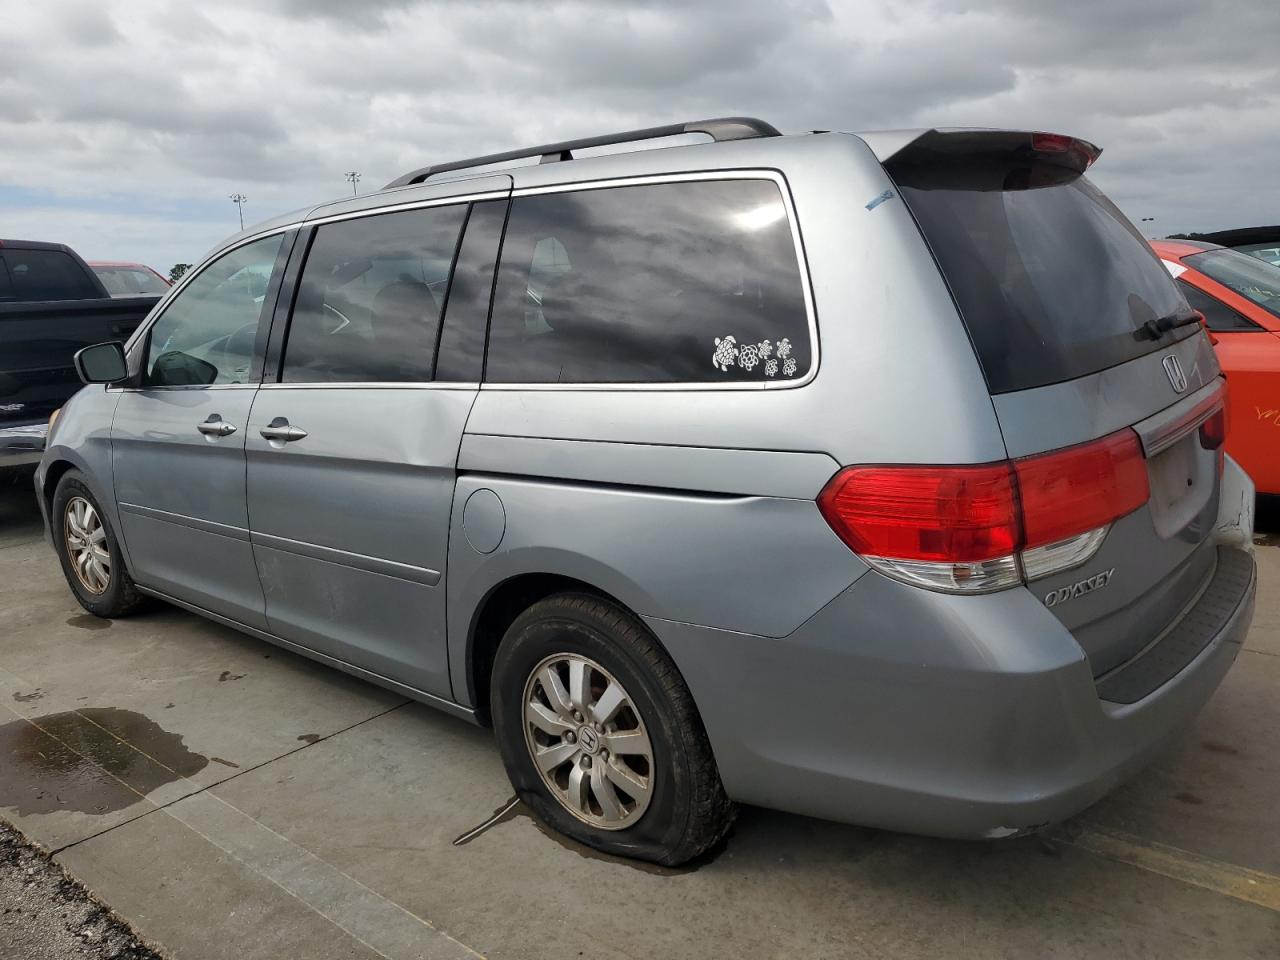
[281,205,466,383]
[485,179,811,384]
[144,233,285,387]
[1178,280,1263,332]
[436,199,508,382]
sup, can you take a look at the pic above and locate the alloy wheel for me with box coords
[522,653,654,830]
[63,496,111,595]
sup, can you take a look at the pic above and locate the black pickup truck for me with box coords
[1,239,161,468]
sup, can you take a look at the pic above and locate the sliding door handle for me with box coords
[259,417,308,443]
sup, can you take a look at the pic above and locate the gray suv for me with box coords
[36,118,1257,865]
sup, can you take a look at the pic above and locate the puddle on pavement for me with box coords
[0,708,208,816]
[451,795,723,875]
[65,614,110,631]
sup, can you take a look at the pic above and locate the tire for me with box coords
[491,593,734,865]
[51,470,146,618]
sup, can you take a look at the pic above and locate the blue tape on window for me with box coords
[865,189,895,211]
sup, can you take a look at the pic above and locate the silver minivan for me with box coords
[37,118,1257,865]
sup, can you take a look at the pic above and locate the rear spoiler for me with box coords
[858,128,1102,174]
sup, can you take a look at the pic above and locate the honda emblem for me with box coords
[1163,355,1188,393]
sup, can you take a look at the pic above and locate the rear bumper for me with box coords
[650,545,1255,839]
[0,421,46,468]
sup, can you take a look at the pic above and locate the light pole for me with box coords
[229,193,247,230]
[344,171,361,196]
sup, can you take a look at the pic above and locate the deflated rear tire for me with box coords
[491,593,734,866]
[51,470,145,618]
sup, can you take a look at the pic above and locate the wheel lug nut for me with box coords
[581,756,592,769]
[565,732,576,743]
[574,712,583,722]
[594,722,602,732]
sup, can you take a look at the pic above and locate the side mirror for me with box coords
[73,341,129,384]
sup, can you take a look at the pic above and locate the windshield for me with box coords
[92,265,170,296]
[889,134,1193,394]
[1185,248,1280,318]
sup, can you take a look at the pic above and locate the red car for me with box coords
[1152,238,1280,495]
[87,260,171,297]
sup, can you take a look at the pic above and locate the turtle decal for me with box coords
[712,336,739,371]
[712,335,798,377]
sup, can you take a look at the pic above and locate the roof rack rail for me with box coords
[384,116,782,188]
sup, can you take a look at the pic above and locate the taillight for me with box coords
[1015,431,1148,549]
[1200,394,1227,476]
[817,463,1021,593]
[816,464,1018,563]
[1199,408,1226,449]
[1200,380,1227,452]
[818,428,1150,594]
[1030,132,1101,169]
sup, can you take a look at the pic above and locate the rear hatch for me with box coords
[884,130,1226,676]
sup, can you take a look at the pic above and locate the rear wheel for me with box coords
[52,471,145,618]
[491,593,734,865]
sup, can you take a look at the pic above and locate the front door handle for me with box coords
[197,415,237,437]
[259,417,308,443]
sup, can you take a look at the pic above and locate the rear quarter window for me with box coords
[1177,280,1263,332]
[485,178,811,384]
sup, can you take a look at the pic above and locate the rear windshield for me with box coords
[1231,243,1280,268]
[0,249,100,302]
[1184,248,1280,319]
[93,265,170,296]
[888,135,1193,394]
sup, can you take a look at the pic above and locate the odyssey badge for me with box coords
[1044,568,1116,607]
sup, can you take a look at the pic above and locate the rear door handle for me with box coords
[197,415,237,437]
[259,417,308,443]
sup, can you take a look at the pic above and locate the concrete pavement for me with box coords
[2,474,1279,958]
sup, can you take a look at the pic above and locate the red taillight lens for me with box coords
[1030,132,1073,153]
[1015,429,1149,549]
[816,463,1019,563]
[1199,408,1226,450]
[1200,381,1227,454]
[818,429,1152,591]
[1030,132,1101,169]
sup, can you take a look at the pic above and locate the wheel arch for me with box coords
[41,456,79,510]
[465,572,632,726]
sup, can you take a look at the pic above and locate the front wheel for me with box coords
[51,470,145,618]
[491,593,734,865]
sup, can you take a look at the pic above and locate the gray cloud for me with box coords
[1,0,1277,268]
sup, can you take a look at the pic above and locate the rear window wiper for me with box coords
[1137,311,1202,341]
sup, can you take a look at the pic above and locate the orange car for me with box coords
[1152,239,1280,495]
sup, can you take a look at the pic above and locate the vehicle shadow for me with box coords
[0,467,43,541]
[1255,493,1280,544]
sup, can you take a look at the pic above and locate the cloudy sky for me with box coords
[2,0,1276,273]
